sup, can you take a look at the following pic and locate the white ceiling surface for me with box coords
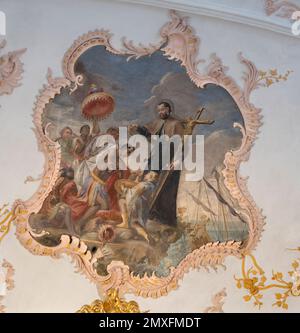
[119,0,300,37]
[0,0,299,312]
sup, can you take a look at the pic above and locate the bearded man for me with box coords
[130,101,185,226]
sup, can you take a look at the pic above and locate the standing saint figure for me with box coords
[130,101,185,226]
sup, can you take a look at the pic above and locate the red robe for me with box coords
[59,181,89,221]
[95,170,130,222]
[59,170,130,223]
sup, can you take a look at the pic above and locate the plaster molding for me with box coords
[13,10,264,298]
[203,288,227,313]
[77,289,141,313]
[235,253,300,310]
[0,39,26,96]
[0,259,15,313]
[118,0,299,38]
[264,0,300,20]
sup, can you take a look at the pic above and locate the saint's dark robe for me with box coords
[137,116,185,226]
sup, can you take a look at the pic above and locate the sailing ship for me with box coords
[177,166,249,243]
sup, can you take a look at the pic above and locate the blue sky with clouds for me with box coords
[46,45,244,142]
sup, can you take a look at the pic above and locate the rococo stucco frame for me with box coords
[13,11,265,298]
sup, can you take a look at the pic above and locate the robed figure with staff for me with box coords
[130,101,214,226]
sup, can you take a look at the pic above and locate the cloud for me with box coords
[43,102,85,139]
[144,72,244,135]
[204,128,242,176]
[144,72,202,118]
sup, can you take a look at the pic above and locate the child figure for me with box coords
[115,171,159,242]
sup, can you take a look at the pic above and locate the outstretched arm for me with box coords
[128,124,152,139]
[114,179,138,195]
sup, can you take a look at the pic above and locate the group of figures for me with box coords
[30,91,198,276]
[28,42,250,277]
